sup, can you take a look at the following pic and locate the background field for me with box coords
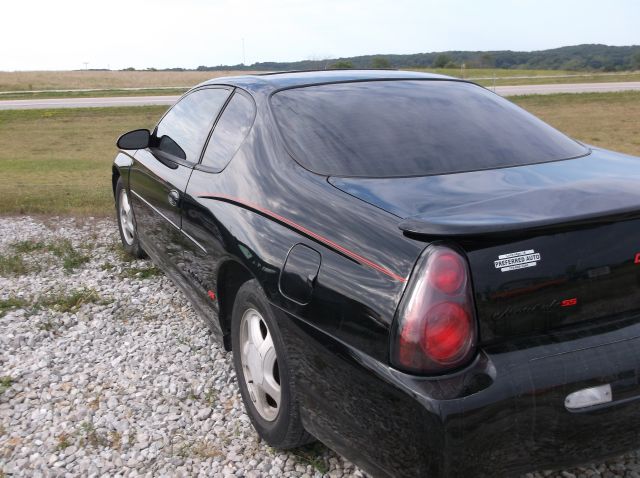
[0,106,166,215]
[0,91,639,216]
[1,69,640,100]
[0,71,248,92]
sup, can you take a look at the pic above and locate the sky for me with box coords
[1,0,638,71]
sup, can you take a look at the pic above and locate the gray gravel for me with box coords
[1,216,640,477]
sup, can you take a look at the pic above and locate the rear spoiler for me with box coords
[399,205,640,238]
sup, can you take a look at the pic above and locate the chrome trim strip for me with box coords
[130,189,207,254]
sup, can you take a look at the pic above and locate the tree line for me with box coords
[191,44,640,72]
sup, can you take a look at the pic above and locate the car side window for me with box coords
[154,87,231,163]
[200,90,256,172]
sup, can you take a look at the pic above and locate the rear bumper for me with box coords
[277,308,640,477]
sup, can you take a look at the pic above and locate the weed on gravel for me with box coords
[10,240,47,254]
[0,297,29,317]
[0,376,14,395]
[1,289,108,319]
[8,238,90,272]
[43,239,91,272]
[294,443,330,475]
[119,264,162,279]
[41,288,108,313]
[0,253,28,276]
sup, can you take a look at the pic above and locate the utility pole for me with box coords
[242,38,246,66]
[83,62,89,70]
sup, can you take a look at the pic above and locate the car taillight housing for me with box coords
[390,245,477,374]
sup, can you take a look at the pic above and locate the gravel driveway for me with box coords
[1,216,640,477]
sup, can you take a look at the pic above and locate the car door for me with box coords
[179,88,257,326]
[128,86,232,274]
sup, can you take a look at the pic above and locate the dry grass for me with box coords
[410,68,640,86]
[0,92,638,217]
[0,106,167,215]
[512,91,640,157]
[0,70,252,92]
[2,69,639,95]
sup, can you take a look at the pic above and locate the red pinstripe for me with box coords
[198,193,407,283]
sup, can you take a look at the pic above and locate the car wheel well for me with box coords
[112,166,121,199]
[217,261,253,351]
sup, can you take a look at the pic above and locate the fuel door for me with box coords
[279,244,321,305]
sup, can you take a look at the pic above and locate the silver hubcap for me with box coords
[119,189,135,245]
[239,308,281,421]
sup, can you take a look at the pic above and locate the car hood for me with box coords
[328,148,640,236]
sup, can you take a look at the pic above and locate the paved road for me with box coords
[494,81,640,96]
[1,82,640,110]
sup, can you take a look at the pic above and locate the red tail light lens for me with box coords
[429,251,465,294]
[391,245,477,374]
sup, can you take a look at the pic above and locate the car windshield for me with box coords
[270,80,589,177]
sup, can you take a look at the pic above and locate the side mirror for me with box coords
[117,129,150,150]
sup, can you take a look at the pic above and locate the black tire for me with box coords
[231,279,313,449]
[115,177,145,259]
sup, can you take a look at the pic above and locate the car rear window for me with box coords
[270,80,589,177]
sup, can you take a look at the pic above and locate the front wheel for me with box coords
[115,178,145,258]
[231,280,313,448]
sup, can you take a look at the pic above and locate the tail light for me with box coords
[390,245,477,374]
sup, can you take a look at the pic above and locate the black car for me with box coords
[113,70,640,477]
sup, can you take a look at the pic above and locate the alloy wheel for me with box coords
[119,188,135,245]
[239,308,281,421]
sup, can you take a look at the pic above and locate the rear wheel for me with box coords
[115,178,145,258]
[231,280,313,448]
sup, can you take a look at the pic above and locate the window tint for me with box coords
[271,80,589,177]
[154,87,231,163]
[201,91,255,171]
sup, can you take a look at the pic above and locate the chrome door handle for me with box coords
[168,189,180,207]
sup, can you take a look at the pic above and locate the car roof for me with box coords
[197,69,457,94]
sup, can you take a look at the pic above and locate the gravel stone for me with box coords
[1,216,640,477]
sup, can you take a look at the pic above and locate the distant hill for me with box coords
[194,44,640,72]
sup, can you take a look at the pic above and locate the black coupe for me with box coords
[113,70,640,477]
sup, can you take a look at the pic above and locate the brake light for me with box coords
[429,251,465,294]
[391,245,477,374]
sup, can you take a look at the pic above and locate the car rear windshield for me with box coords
[270,80,589,177]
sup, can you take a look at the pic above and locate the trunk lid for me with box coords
[329,149,640,342]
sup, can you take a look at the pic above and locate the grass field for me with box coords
[0,88,189,101]
[0,106,167,216]
[0,92,638,216]
[1,69,639,100]
[0,70,248,92]
[411,68,640,86]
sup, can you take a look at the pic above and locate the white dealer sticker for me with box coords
[494,249,541,272]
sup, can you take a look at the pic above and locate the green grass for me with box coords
[0,88,187,101]
[11,239,47,253]
[409,68,640,86]
[0,253,28,276]
[295,443,330,474]
[0,297,29,317]
[43,288,105,313]
[120,265,162,279]
[511,91,640,157]
[0,376,13,395]
[0,288,107,318]
[0,92,639,217]
[47,239,91,271]
[8,238,90,272]
[0,106,167,215]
